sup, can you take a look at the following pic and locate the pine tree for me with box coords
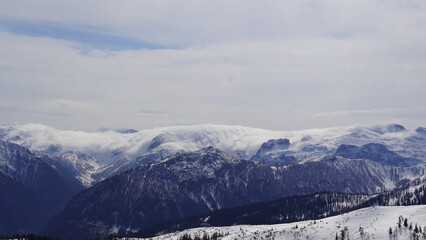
[202,233,210,240]
[398,215,403,228]
[404,218,408,227]
[389,227,393,234]
[180,233,193,240]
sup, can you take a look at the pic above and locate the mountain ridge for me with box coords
[0,140,84,235]
[1,123,425,186]
[42,146,426,239]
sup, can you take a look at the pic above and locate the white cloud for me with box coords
[0,1,425,130]
[1,0,425,45]
[316,109,395,117]
[41,99,97,109]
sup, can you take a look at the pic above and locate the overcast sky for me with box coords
[0,0,425,131]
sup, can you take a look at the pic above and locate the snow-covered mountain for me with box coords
[1,122,425,238]
[144,205,426,240]
[0,123,425,186]
[335,143,421,167]
[0,140,84,235]
[42,147,426,240]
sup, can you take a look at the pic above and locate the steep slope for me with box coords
[41,145,100,186]
[0,140,84,234]
[43,148,426,240]
[0,172,51,235]
[42,147,268,239]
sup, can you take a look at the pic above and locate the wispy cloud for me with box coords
[0,106,71,117]
[0,18,173,50]
[41,99,97,109]
[138,109,168,115]
[316,109,395,117]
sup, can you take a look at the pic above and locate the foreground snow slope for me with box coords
[146,205,426,240]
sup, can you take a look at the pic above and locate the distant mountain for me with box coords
[42,147,426,240]
[39,144,100,186]
[335,143,422,167]
[0,123,423,187]
[370,123,406,134]
[416,127,426,135]
[0,123,425,186]
[99,128,138,134]
[250,138,297,166]
[0,140,84,235]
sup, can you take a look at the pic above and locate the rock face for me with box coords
[251,139,297,167]
[255,139,291,153]
[43,147,426,240]
[335,143,422,167]
[0,140,84,235]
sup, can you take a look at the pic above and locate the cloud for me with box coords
[0,106,71,117]
[316,109,395,117]
[0,1,425,131]
[0,18,171,50]
[138,109,168,115]
[41,99,97,109]
[1,0,425,46]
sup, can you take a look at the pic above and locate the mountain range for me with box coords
[0,123,425,239]
[1,123,425,187]
[42,146,426,239]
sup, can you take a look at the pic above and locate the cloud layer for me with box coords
[0,0,425,131]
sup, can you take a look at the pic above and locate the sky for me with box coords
[0,0,425,131]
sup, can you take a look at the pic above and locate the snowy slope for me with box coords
[0,140,84,234]
[144,205,426,240]
[0,123,425,185]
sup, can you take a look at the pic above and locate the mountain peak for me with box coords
[335,143,421,167]
[161,146,240,167]
[416,127,426,135]
[369,123,406,134]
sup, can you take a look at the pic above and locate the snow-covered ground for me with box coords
[141,205,426,240]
